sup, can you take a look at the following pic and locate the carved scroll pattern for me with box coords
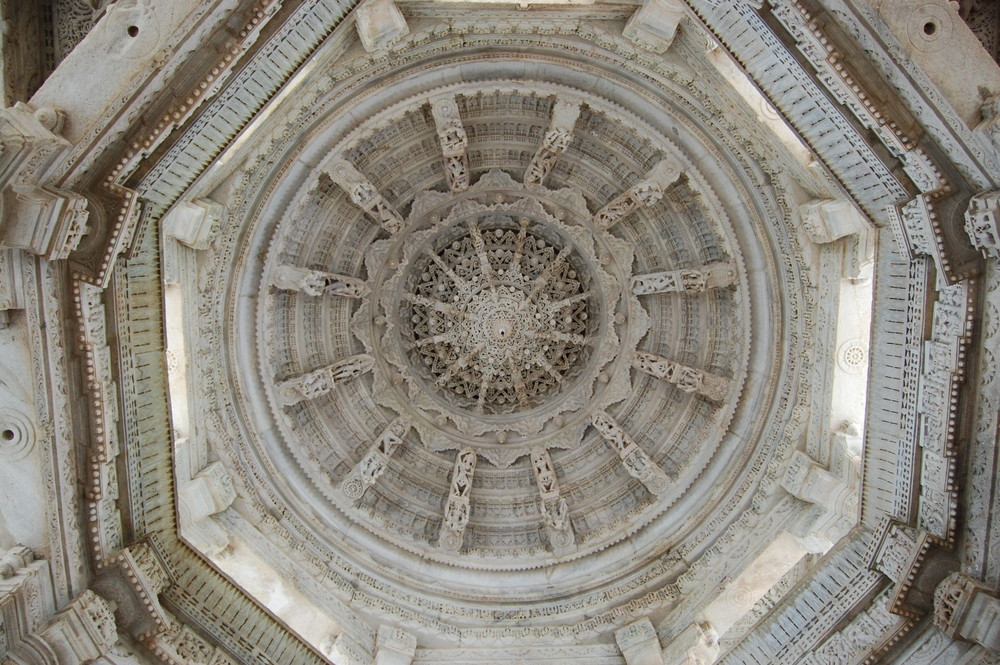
[633,351,729,402]
[271,265,368,298]
[592,159,682,230]
[530,448,576,552]
[431,97,470,193]
[591,412,669,495]
[342,417,411,499]
[524,99,581,188]
[328,160,405,234]
[438,448,477,551]
[276,354,374,406]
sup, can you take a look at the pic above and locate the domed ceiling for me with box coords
[161,6,870,658]
[4,0,999,663]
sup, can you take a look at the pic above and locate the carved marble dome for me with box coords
[193,33,809,635]
[2,2,1000,665]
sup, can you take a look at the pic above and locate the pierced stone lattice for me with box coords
[402,220,595,414]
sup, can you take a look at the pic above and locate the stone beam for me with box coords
[530,447,576,555]
[592,412,669,496]
[524,97,581,188]
[430,95,470,193]
[271,265,368,298]
[327,160,405,234]
[593,159,682,230]
[276,354,374,406]
[438,448,476,552]
[341,417,410,500]
[632,352,729,402]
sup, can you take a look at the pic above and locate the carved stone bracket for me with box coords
[92,543,171,640]
[524,97,581,188]
[354,0,408,52]
[327,160,405,234]
[430,95,470,193]
[438,448,476,551]
[615,617,664,665]
[529,447,576,555]
[623,0,687,53]
[0,184,89,260]
[271,265,368,298]
[177,460,236,557]
[933,572,1000,651]
[374,624,417,665]
[632,352,729,402]
[631,262,735,295]
[162,199,225,251]
[276,354,374,406]
[592,159,682,230]
[592,411,669,496]
[964,191,1000,259]
[798,199,874,279]
[867,519,956,619]
[342,417,410,500]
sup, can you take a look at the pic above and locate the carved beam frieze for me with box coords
[276,354,374,406]
[374,624,417,665]
[631,262,735,296]
[592,159,682,230]
[530,447,576,555]
[623,0,687,53]
[615,617,664,665]
[592,412,669,496]
[342,417,410,500]
[354,0,408,52]
[327,160,405,234]
[162,199,225,251]
[271,265,368,298]
[147,621,240,665]
[964,191,1000,259]
[632,352,729,402]
[430,95,470,193]
[934,572,1000,651]
[916,281,973,541]
[438,448,476,551]
[524,97,581,188]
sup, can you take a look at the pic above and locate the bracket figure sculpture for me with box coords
[530,447,576,554]
[592,158,682,230]
[327,159,406,234]
[431,96,470,193]
[276,354,374,406]
[592,411,669,496]
[438,448,477,551]
[271,265,369,298]
[524,97,581,188]
[633,351,730,402]
[631,262,736,295]
[341,417,410,500]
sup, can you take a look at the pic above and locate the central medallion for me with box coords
[352,170,649,460]
[402,222,593,414]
